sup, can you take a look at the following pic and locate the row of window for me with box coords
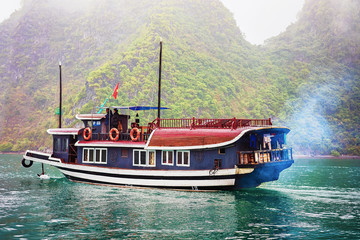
[82,148,190,167]
[161,150,190,166]
[83,148,107,164]
[134,150,190,167]
[133,150,155,167]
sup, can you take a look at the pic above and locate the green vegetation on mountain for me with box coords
[264,0,360,155]
[0,0,359,155]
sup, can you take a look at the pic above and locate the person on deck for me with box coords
[104,108,113,132]
[111,108,121,131]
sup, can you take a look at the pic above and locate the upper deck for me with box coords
[73,117,273,142]
[68,117,278,150]
[145,118,290,150]
[147,117,272,131]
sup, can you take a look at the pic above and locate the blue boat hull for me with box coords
[234,160,294,189]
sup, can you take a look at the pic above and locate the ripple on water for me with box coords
[1,155,360,239]
[339,214,355,220]
[263,186,360,205]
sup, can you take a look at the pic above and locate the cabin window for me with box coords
[83,148,89,162]
[148,151,155,166]
[162,150,174,165]
[61,138,69,152]
[85,121,92,128]
[219,148,226,155]
[83,148,107,164]
[133,150,156,167]
[54,137,69,153]
[101,149,107,163]
[95,149,101,163]
[177,151,190,167]
[54,138,61,152]
[89,149,94,162]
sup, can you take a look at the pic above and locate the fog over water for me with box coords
[286,84,334,155]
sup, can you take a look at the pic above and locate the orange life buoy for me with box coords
[109,128,119,141]
[130,127,140,141]
[83,127,92,140]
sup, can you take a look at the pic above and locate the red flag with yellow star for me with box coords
[112,83,119,99]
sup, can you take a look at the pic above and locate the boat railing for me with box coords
[81,131,150,142]
[237,148,293,165]
[148,117,272,132]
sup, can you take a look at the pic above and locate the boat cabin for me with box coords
[47,128,79,163]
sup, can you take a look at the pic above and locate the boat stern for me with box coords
[234,159,294,188]
[22,150,62,168]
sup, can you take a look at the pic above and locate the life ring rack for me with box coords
[109,128,120,141]
[130,127,140,142]
[83,127,92,141]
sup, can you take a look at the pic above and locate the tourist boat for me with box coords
[21,41,293,190]
[21,112,293,190]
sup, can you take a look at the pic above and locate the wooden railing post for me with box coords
[156,117,160,128]
[231,117,236,130]
[191,117,195,130]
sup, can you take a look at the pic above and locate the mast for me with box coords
[59,62,62,128]
[157,38,162,119]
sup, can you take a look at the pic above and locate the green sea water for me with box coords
[0,154,359,239]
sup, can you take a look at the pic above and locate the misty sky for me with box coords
[0,0,304,45]
[221,0,305,44]
[0,0,22,22]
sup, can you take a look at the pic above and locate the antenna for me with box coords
[157,38,162,119]
[59,61,62,128]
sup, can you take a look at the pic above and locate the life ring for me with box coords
[109,128,119,141]
[22,159,33,168]
[130,127,140,141]
[83,127,92,140]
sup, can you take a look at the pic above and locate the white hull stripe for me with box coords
[57,166,236,181]
[24,153,236,177]
[59,169,235,187]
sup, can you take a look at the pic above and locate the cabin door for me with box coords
[68,137,77,163]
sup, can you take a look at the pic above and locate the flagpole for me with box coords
[108,95,111,133]
[157,38,162,119]
[59,61,62,128]
[97,96,110,114]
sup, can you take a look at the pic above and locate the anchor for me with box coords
[37,163,50,179]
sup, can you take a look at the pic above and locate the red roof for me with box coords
[146,128,251,149]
